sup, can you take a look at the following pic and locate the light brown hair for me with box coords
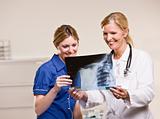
[101,12,133,45]
[53,25,79,48]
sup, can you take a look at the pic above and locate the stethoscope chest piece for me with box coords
[124,68,130,77]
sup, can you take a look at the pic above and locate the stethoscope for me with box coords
[110,43,132,77]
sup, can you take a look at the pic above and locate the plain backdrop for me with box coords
[0,0,160,118]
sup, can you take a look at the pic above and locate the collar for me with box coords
[112,44,130,62]
[120,44,130,62]
[51,54,66,71]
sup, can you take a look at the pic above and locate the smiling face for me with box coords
[53,25,79,61]
[101,12,132,54]
[103,20,128,52]
[58,36,79,61]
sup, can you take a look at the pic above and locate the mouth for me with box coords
[107,41,114,46]
[65,53,77,57]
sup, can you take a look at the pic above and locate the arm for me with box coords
[73,101,83,119]
[109,51,154,108]
[35,86,60,115]
[127,52,155,107]
[35,75,72,115]
[69,88,106,108]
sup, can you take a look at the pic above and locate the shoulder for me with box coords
[133,48,153,64]
[134,48,151,58]
[37,58,56,74]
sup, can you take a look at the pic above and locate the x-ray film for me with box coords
[65,54,116,90]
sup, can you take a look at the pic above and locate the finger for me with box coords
[110,87,117,92]
[116,95,121,99]
[70,91,78,99]
[112,88,129,99]
[58,75,70,79]
[68,87,76,93]
[57,78,72,83]
[115,86,124,92]
[68,88,79,96]
[73,92,82,100]
[57,81,72,85]
[115,87,127,98]
[110,87,120,94]
[72,89,82,98]
[113,93,120,99]
[111,88,121,99]
[56,79,72,88]
[72,89,80,94]
[116,94,122,99]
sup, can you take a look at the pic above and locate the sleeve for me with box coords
[127,52,155,108]
[80,90,107,108]
[33,66,52,95]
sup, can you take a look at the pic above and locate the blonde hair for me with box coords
[53,25,79,48]
[101,12,133,45]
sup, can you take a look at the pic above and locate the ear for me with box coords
[56,46,61,54]
[123,28,129,38]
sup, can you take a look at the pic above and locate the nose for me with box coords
[105,34,112,42]
[68,46,75,54]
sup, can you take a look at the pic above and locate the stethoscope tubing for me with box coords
[110,43,132,77]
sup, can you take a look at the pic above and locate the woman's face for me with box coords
[102,21,127,51]
[58,36,79,61]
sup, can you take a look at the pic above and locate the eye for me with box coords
[72,43,77,47]
[110,31,116,35]
[103,32,108,36]
[62,45,69,49]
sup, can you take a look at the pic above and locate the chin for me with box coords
[108,44,117,50]
[108,45,114,50]
[65,55,74,58]
[68,54,77,57]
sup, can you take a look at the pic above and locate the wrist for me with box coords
[53,85,60,93]
[82,92,88,102]
[123,90,130,100]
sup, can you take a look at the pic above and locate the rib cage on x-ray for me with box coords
[96,54,115,89]
[79,54,115,90]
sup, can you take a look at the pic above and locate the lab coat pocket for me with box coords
[122,71,138,90]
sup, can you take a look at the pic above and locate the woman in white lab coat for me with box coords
[69,12,155,119]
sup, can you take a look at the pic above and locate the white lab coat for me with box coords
[81,45,155,119]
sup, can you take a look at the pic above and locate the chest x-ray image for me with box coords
[65,54,116,90]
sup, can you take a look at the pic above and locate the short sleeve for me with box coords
[33,67,52,95]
